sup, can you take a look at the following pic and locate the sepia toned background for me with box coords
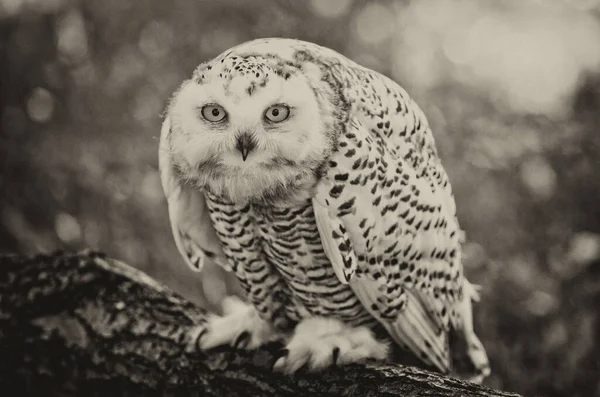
[1,0,599,395]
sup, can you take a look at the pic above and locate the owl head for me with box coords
[165,52,339,203]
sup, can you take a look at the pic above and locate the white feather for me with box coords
[159,116,229,272]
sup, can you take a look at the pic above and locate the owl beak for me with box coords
[240,146,250,162]
[235,132,256,162]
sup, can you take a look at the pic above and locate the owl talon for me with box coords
[195,326,209,350]
[233,330,251,349]
[331,346,341,365]
[275,347,289,359]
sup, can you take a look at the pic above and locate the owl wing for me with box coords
[313,114,464,373]
[159,116,229,273]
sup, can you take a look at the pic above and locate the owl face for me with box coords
[167,56,333,202]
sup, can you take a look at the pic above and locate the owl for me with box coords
[159,38,490,382]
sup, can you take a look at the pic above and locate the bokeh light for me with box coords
[395,0,600,117]
[26,87,55,123]
[310,0,353,18]
[55,8,89,64]
[139,20,174,59]
[55,212,82,243]
[354,3,395,45]
[1,1,599,395]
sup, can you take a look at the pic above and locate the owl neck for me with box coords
[198,160,328,207]
[204,175,317,207]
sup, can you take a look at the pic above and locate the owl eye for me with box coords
[201,104,227,122]
[264,104,290,123]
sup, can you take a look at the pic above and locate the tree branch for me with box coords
[0,251,521,397]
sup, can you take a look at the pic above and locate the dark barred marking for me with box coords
[205,191,376,327]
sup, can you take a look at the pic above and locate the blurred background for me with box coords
[1,0,599,395]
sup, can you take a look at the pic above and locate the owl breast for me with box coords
[253,202,374,326]
[205,189,374,327]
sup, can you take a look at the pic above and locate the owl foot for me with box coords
[273,317,389,374]
[197,296,283,351]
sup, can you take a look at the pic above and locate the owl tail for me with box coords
[351,278,489,382]
[388,281,490,383]
[350,279,451,374]
[387,289,452,374]
[447,280,491,383]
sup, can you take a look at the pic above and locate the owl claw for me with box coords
[233,330,251,350]
[273,317,389,374]
[276,348,289,359]
[331,346,341,365]
[195,326,209,350]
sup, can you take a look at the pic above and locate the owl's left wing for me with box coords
[159,116,229,274]
[313,117,464,373]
